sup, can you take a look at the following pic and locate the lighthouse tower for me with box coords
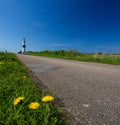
[22,38,26,53]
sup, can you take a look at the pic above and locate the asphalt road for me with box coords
[17,54,120,125]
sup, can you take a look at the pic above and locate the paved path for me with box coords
[17,54,120,125]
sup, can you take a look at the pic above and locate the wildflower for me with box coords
[0,61,4,65]
[28,102,40,109]
[22,76,27,79]
[42,95,54,102]
[14,96,24,106]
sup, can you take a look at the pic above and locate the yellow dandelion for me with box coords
[0,61,4,65]
[42,95,54,102]
[22,76,27,79]
[28,102,40,109]
[14,96,24,106]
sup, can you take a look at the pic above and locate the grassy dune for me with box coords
[27,50,120,65]
[0,52,67,125]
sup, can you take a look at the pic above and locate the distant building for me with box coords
[22,38,26,53]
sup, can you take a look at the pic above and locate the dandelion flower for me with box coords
[42,95,54,102]
[22,76,27,79]
[0,61,4,65]
[14,96,24,106]
[28,102,40,109]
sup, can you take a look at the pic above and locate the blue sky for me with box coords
[0,0,120,53]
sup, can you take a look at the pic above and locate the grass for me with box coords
[0,52,68,125]
[27,50,120,65]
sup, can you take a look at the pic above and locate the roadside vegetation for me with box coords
[0,52,67,125]
[27,50,120,65]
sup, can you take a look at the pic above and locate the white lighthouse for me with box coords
[22,38,26,53]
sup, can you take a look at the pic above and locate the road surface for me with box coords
[17,54,120,125]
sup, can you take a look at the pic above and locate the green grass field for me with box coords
[27,50,120,65]
[0,52,68,125]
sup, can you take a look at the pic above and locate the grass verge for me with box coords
[0,52,68,125]
[27,50,120,65]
